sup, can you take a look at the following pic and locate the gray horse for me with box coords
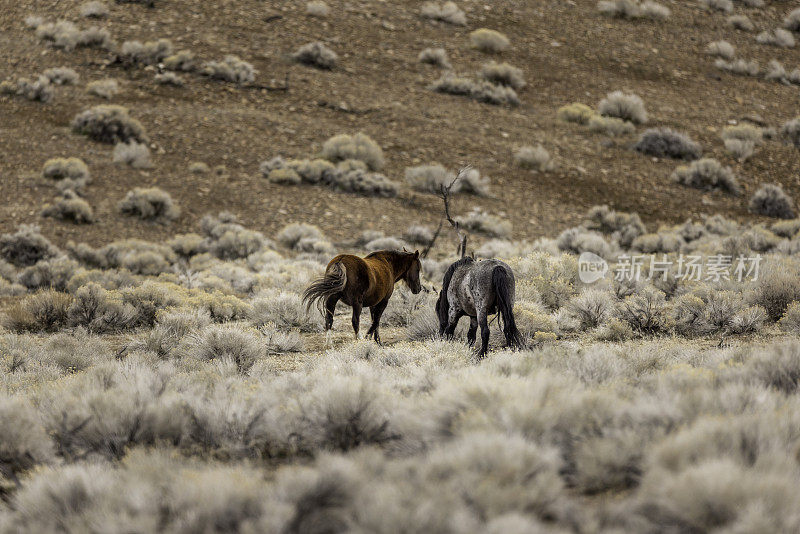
[436,257,523,357]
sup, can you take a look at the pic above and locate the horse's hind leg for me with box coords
[477,312,490,357]
[444,309,463,339]
[366,298,389,345]
[351,299,363,340]
[324,295,339,347]
[467,317,478,346]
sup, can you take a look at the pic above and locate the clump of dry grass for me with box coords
[557,103,595,124]
[634,128,701,160]
[292,42,338,70]
[469,29,510,53]
[118,39,173,66]
[42,158,89,182]
[598,0,670,20]
[421,1,467,26]
[700,0,733,13]
[154,72,184,87]
[588,115,636,136]
[117,187,179,222]
[2,77,55,103]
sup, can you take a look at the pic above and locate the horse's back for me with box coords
[451,258,515,316]
[327,253,393,306]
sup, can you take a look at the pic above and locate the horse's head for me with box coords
[404,250,423,294]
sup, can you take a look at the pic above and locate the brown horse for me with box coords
[303,250,422,344]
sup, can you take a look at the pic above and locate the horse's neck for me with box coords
[382,252,410,280]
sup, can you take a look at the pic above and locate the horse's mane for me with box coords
[436,257,475,327]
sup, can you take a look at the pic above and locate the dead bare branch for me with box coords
[437,166,471,258]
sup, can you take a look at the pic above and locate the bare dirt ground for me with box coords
[2,0,799,249]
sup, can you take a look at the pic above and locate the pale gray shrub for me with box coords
[585,204,645,247]
[297,377,399,452]
[330,169,399,197]
[746,258,800,320]
[42,67,79,85]
[42,157,89,182]
[36,20,111,50]
[430,74,520,106]
[747,342,800,394]
[259,324,304,353]
[421,2,467,26]
[778,301,800,333]
[154,72,183,86]
[321,132,384,171]
[419,48,451,69]
[365,237,407,252]
[671,158,740,195]
[403,225,434,245]
[188,161,209,174]
[598,91,647,124]
[458,168,491,196]
[757,28,795,48]
[771,218,800,238]
[248,290,320,332]
[24,16,44,28]
[700,0,733,13]
[80,1,109,18]
[0,396,54,482]
[634,128,701,160]
[780,117,800,147]
[724,139,755,162]
[71,105,148,144]
[730,304,766,334]
[292,42,338,69]
[469,29,510,53]
[456,209,512,238]
[728,15,754,31]
[706,40,735,60]
[405,164,454,193]
[306,0,330,17]
[785,8,800,32]
[715,58,759,76]
[478,62,525,89]
[0,225,61,267]
[588,115,635,136]
[13,76,54,103]
[749,183,795,219]
[112,141,152,168]
[118,39,173,66]
[201,55,256,83]
[163,50,196,72]
[615,286,669,334]
[514,145,555,171]
[117,187,179,222]
[41,195,94,224]
[18,256,79,292]
[765,60,800,85]
[285,158,339,184]
[67,283,136,332]
[183,324,265,373]
[557,227,614,258]
[565,289,615,330]
[276,222,325,250]
[640,1,670,19]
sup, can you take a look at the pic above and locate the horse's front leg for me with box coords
[467,317,478,346]
[477,312,490,358]
[366,298,389,345]
[351,299,363,340]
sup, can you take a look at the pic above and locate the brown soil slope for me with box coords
[2,0,799,248]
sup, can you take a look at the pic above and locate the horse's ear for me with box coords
[414,250,419,258]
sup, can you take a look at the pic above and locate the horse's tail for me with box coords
[303,262,347,314]
[492,266,523,349]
